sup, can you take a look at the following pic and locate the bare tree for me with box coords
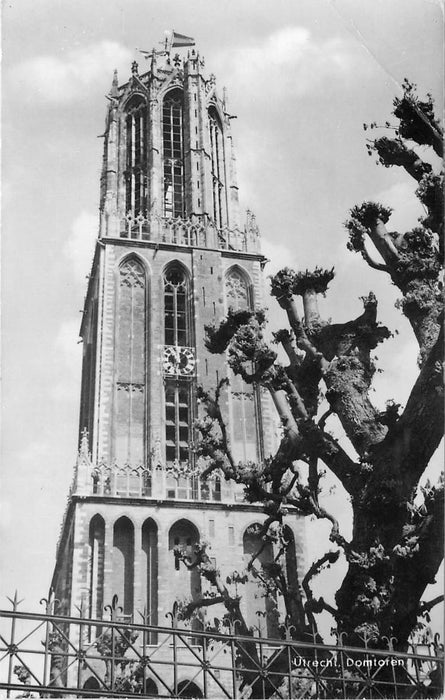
[178,81,443,656]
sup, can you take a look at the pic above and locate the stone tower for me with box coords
[51,42,305,641]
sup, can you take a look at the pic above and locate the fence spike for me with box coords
[7,590,24,609]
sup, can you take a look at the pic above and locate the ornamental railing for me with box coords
[111,212,261,253]
[88,462,225,502]
[74,429,233,502]
[0,593,442,698]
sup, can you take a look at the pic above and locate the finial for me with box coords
[109,69,119,98]
[150,48,157,72]
[78,428,91,462]
[131,60,139,75]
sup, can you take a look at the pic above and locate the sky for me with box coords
[1,0,443,637]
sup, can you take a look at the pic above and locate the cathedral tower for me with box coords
[52,41,305,641]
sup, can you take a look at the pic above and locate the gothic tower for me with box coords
[51,41,305,643]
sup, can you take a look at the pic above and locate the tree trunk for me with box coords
[336,452,443,649]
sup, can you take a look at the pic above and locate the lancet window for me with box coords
[169,520,201,629]
[226,268,250,310]
[209,106,225,228]
[243,523,279,638]
[164,266,189,346]
[125,95,147,215]
[225,268,259,462]
[88,515,105,624]
[165,382,192,465]
[112,517,134,618]
[163,89,185,218]
[163,265,193,469]
[114,258,146,465]
[142,519,158,641]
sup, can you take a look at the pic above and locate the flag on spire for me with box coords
[171,31,195,48]
[163,30,196,54]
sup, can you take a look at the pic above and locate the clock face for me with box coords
[162,345,196,376]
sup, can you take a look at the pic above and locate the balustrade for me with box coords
[110,212,259,253]
[82,461,226,503]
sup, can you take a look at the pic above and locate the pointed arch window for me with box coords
[243,524,279,638]
[225,268,259,463]
[163,265,193,468]
[88,515,105,625]
[142,519,158,642]
[169,520,201,629]
[164,266,189,347]
[226,268,250,310]
[163,89,185,218]
[125,95,147,215]
[114,258,146,465]
[209,106,225,228]
[112,517,134,619]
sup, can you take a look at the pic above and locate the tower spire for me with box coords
[50,39,303,658]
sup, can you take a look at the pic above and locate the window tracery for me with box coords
[163,90,185,217]
[125,96,147,215]
[243,524,279,637]
[209,106,225,228]
[163,265,193,470]
[88,515,105,624]
[225,268,259,462]
[114,258,146,465]
[119,259,145,288]
[225,269,249,309]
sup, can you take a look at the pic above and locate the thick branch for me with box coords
[182,596,226,616]
[393,87,443,157]
[390,483,444,646]
[419,595,444,616]
[361,242,389,272]
[274,329,302,369]
[373,136,432,182]
[175,543,253,634]
[379,324,443,481]
[276,293,329,371]
[346,205,442,355]
[299,420,358,492]
[316,296,389,455]
[311,500,350,550]
[302,552,340,629]
[367,217,400,263]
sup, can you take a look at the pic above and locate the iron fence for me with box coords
[0,593,442,698]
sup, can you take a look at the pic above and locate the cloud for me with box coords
[10,41,133,104]
[214,26,367,102]
[262,237,298,274]
[373,180,424,233]
[64,210,97,278]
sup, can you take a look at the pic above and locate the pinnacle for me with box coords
[109,69,119,98]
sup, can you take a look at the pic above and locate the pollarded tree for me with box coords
[183,81,443,653]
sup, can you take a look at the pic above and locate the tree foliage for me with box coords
[174,82,443,689]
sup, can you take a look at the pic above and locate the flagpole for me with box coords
[165,30,173,55]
